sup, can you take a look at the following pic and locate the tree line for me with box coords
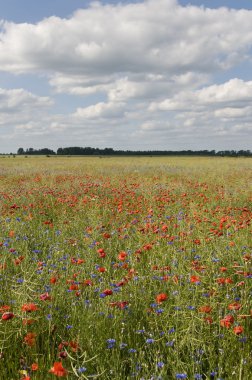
[15,147,252,157]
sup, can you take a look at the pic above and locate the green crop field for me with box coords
[0,156,251,379]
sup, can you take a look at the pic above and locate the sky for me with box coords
[0,0,252,153]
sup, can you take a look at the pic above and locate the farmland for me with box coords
[0,156,251,379]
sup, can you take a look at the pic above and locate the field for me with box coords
[0,156,251,380]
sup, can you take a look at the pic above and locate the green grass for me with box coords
[0,156,251,379]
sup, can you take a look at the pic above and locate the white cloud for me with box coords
[0,0,252,152]
[74,101,125,119]
[0,88,52,113]
[0,88,53,129]
[0,0,252,79]
[150,79,252,111]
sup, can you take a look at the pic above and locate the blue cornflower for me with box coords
[107,339,116,349]
[146,338,154,344]
[168,327,175,334]
[166,340,175,347]
[128,348,137,353]
[194,374,203,379]
[119,343,127,349]
[239,337,247,343]
[78,367,87,373]
[176,374,187,379]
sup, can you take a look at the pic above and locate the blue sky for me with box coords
[0,0,252,153]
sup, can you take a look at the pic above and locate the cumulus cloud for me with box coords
[0,88,52,113]
[0,0,252,79]
[74,101,126,119]
[0,87,53,130]
[150,79,252,111]
[0,0,252,152]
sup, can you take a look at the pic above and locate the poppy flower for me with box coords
[203,316,213,324]
[24,332,36,346]
[198,306,212,313]
[21,303,39,312]
[31,363,39,371]
[97,267,106,273]
[70,340,79,352]
[220,315,234,328]
[97,248,106,258]
[190,275,201,284]
[102,289,113,296]
[233,326,244,335]
[0,305,10,313]
[193,239,201,245]
[1,312,14,320]
[156,293,168,303]
[58,341,69,351]
[49,361,68,377]
[22,319,35,326]
[59,351,67,359]
[118,251,127,261]
[39,292,51,301]
[228,302,241,311]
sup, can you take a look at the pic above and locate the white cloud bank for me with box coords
[0,0,252,151]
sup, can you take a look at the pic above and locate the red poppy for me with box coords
[1,312,14,320]
[58,341,69,351]
[220,315,234,328]
[24,332,36,346]
[219,267,228,272]
[49,362,68,377]
[198,306,212,313]
[228,302,241,311]
[190,275,201,283]
[0,305,10,313]
[103,289,113,296]
[97,267,106,273]
[203,316,213,324]
[31,363,39,371]
[118,251,127,261]
[21,303,39,312]
[22,319,35,326]
[39,292,51,301]
[70,340,79,352]
[69,284,79,291]
[233,326,244,335]
[97,248,106,258]
[193,239,201,245]
[156,293,168,303]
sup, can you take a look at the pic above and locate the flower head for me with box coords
[49,362,68,377]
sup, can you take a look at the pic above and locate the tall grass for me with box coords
[0,156,251,379]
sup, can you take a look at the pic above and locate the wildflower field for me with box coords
[0,156,251,380]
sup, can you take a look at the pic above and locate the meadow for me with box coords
[0,156,251,380]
